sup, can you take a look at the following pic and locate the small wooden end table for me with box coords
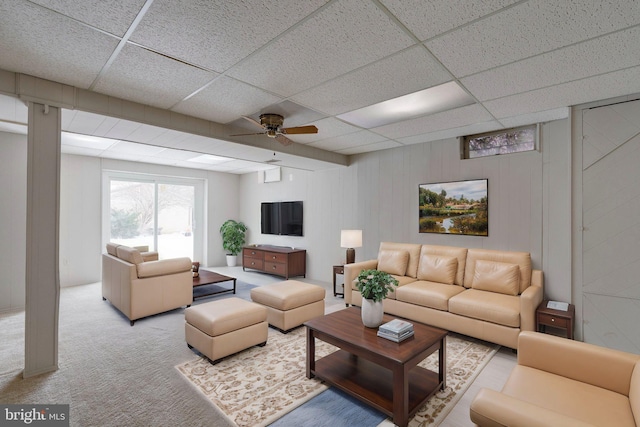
[332,264,344,297]
[536,300,575,339]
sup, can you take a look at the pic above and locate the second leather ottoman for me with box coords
[250,280,325,333]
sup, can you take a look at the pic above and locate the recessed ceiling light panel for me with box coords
[188,154,233,164]
[337,81,475,128]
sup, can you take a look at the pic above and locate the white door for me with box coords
[581,99,640,353]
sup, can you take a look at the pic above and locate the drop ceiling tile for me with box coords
[483,66,640,119]
[28,0,146,37]
[499,108,569,128]
[287,117,361,144]
[309,130,387,152]
[63,110,111,135]
[373,104,493,139]
[337,140,402,155]
[172,76,283,124]
[151,148,201,161]
[102,119,143,140]
[252,100,327,128]
[380,0,519,41]
[147,129,193,146]
[427,0,640,77]
[0,1,118,88]
[227,0,415,97]
[292,45,452,115]
[107,141,166,156]
[130,0,328,72]
[94,44,217,110]
[126,124,171,144]
[462,26,640,102]
[397,121,502,145]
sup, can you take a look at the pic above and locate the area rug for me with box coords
[176,327,498,427]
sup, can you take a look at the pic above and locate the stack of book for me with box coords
[377,319,414,342]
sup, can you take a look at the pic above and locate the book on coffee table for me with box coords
[378,319,414,342]
[377,328,414,342]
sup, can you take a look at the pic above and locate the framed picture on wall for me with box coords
[418,179,488,236]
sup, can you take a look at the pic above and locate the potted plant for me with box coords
[356,269,399,328]
[219,219,247,267]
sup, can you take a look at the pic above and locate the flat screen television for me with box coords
[261,201,303,236]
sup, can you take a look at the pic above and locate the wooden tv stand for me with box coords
[242,245,306,279]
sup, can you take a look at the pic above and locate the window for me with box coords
[104,172,204,261]
[462,124,537,159]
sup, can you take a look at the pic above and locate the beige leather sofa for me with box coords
[470,331,640,427]
[344,242,543,349]
[102,243,193,325]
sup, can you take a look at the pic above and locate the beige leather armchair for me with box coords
[470,331,640,427]
[102,243,193,325]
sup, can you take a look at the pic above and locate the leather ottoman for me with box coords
[185,297,267,363]
[250,280,325,333]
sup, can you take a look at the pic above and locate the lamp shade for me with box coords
[340,229,362,248]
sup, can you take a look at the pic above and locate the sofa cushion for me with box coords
[502,365,637,427]
[116,245,144,265]
[136,257,192,278]
[472,260,520,296]
[417,255,458,285]
[351,275,415,300]
[419,245,468,285]
[379,242,422,278]
[464,248,531,293]
[396,280,465,311]
[106,242,120,256]
[377,250,409,276]
[449,289,520,327]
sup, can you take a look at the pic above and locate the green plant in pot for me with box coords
[356,269,399,328]
[219,219,247,267]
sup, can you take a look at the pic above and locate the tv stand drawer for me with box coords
[264,251,287,263]
[244,258,264,270]
[243,248,263,260]
[264,261,286,276]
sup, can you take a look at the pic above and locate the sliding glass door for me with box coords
[106,173,204,261]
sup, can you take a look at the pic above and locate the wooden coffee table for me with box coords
[192,270,236,299]
[305,307,447,427]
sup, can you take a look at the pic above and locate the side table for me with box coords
[536,300,575,339]
[332,264,344,297]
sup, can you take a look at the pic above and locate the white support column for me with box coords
[24,101,61,378]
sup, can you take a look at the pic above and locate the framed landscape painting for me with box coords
[418,179,488,236]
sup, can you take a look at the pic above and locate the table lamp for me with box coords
[341,229,362,264]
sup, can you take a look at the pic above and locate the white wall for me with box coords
[0,132,27,312]
[239,120,572,301]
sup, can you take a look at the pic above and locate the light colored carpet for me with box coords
[176,327,499,427]
[0,281,257,427]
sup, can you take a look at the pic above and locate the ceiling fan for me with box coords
[231,113,318,146]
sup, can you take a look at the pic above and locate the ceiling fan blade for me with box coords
[242,116,265,129]
[281,125,318,135]
[229,132,265,136]
[275,134,294,146]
